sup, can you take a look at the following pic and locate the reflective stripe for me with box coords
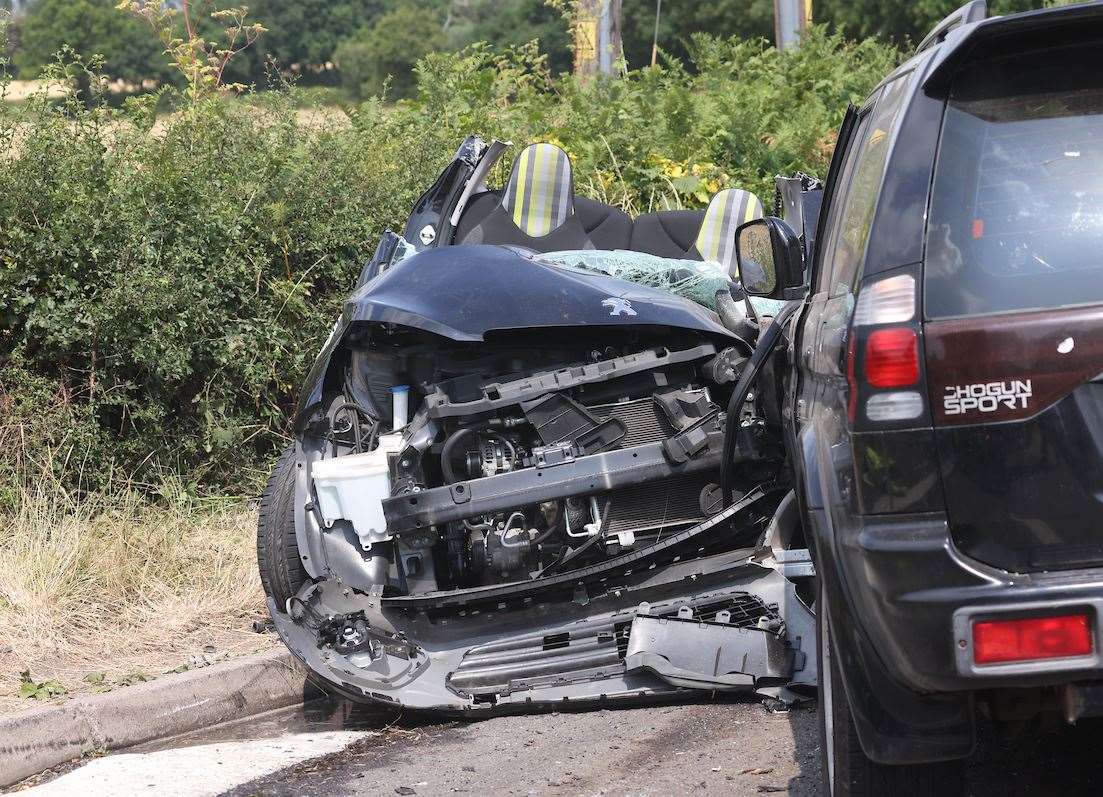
[511,146,532,230]
[744,193,761,223]
[502,143,574,237]
[695,188,763,272]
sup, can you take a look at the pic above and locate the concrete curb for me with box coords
[0,648,306,788]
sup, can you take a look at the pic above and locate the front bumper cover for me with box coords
[271,555,816,713]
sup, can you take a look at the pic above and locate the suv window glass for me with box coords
[817,76,911,296]
[814,107,872,294]
[925,44,1103,319]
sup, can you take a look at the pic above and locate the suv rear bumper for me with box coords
[838,511,1103,693]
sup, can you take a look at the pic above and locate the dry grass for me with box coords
[2,80,68,103]
[0,467,274,713]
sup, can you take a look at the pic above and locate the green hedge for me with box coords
[0,29,899,495]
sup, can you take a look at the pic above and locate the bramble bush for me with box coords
[0,27,898,496]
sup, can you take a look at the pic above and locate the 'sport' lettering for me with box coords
[943,380,1031,416]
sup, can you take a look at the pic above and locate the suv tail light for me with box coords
[865,329,919,387]
[847,271,929,426]
[973,614,1093,665]
[853,274,915,326]
[847,266,942,515]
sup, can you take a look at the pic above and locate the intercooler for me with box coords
[589,392,714,538]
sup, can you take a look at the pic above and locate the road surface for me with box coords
[13,694,1103,795]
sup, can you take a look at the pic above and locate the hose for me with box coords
[439,424,485,484]
[530,503,567,546]
[498,512,531,548]
[329,398,378,456]
[720,300,803,508]
[539,498,612,577]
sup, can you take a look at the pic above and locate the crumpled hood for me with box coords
[344,244,736,342]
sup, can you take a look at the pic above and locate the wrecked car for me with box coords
[258,137,821,711]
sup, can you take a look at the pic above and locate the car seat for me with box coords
[455,143,628,251]
[630,188,763,276]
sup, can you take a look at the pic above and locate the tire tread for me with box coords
[257,444,309,611]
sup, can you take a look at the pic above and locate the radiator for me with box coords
[589,390,716,537]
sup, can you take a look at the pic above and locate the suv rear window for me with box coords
[924,44,1103,319]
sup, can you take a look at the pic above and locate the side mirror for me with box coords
[734,217,805,300]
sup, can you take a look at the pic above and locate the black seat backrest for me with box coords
[451,142,760,267]
[630,189,764,276]
[454,143,617,252]
[628,210,706,259]
[574,195,633,250]
[455,191,632,251]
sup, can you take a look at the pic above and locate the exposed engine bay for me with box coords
[262,138,821,712]
[327,330,761,588]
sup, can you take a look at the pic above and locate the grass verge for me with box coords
[0,463,272,713]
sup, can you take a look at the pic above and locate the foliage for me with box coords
[17,670,66,700]
[447,0,571,74]
[15,0,170,85]
[335,3,446,100]
[620,0,775,69]
[0,28,897,494]
[227,0,388,86]
[116,0,265,98]
[412,27,898,206]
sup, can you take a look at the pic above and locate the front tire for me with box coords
[257,444,309,612]
[817,577,964,796]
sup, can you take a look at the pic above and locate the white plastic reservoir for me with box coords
[312,433,405,550]
[391,385,409,431]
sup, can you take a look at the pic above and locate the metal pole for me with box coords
[651,0,662,67]
[774,0,813,50]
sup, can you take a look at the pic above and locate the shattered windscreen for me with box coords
[537,249,787,316]
[537,249,731,308]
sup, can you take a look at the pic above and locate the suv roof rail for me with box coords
[916,0,987,54]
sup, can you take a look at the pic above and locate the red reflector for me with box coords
[864,328,919,388]
[972,218,985,239]
[973,614,1093,665]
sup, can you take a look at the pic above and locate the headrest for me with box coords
[695,188,764,272]
[501,143,575,238]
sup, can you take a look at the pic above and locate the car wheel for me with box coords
[817,576,964,796]
[257,444,309,612]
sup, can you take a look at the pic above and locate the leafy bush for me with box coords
[408,28,898,206]
[15,0,172,86]
[0,28,898,494]
[335,4,446,100]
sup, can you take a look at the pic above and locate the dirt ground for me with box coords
[0,621,279,715]
[2,81,68,103]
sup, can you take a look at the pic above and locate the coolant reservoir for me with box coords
[312,433,405,550]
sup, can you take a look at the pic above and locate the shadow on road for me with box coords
[785,698,821,795]
[778,694,1103,797]
[967,714,1103,796]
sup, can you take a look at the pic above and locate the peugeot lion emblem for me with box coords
[602,297,637,317]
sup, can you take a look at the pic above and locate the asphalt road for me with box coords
[225,697,819,797]
[19,694,1103,796]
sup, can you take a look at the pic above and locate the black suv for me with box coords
[735,2,1103,793]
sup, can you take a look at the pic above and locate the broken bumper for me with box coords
[271,554,816,712]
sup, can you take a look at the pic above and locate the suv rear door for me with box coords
[792,73,914,515]
[923,41,1103,573]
